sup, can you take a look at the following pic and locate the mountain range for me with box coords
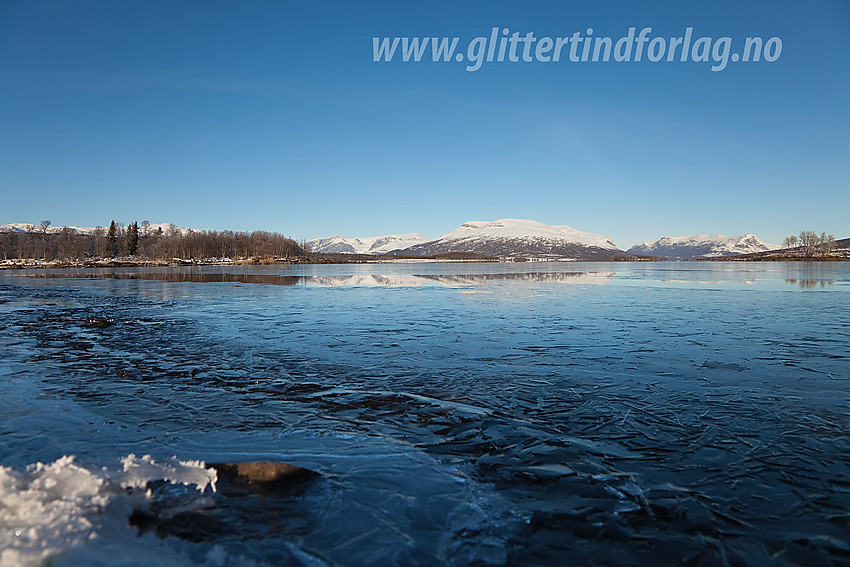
[306,233,428,255]
[387,219,623,260]
[4,220,782,260]
[0,222,196,236]
[309,219,779,260]
[627,234,778,260]
[308,219,623,259]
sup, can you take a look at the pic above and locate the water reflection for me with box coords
[785,279,834,289]
[19,269,614,287]
[782,262,839,289]
[7,261,849,291]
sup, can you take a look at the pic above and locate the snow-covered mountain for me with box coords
[394,219,624,260]
[306,233,428,255]
[0,223,196,236]
[627,234,778,259]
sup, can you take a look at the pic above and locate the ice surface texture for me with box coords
[0,261,848,565]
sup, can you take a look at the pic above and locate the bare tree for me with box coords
[818,233,836,255]
[59,227,79,261]
[799,230,819,257]
[39,220,51,259]
[0,221,304,263]
[91,227,106,258]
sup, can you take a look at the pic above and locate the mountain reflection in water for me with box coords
[21,270,614,287]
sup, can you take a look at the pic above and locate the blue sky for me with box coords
[1,0,848,248]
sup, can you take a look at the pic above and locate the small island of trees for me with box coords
[781,231,837,257]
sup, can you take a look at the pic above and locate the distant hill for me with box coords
[0,222,196,236]
[627,234,777,260]
[391,218,630,260]
[707,237,850,261]
[306,233,428,254]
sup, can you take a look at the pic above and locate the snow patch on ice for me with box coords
[0,454,221,567]
[119,454,217,492]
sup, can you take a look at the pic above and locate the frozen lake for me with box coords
[1,261,848,566]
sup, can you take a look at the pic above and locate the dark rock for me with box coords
[130,462,321,542]
[209,461,319,495]
[83,317,114,328]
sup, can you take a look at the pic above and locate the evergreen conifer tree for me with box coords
[127,222,139,255]
[107,220,118,257]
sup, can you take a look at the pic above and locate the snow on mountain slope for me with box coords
[627,234,778,259]
[306,233,428,254]
[397,219,623,259]
[0,223,196,236]
[435,219,618,249]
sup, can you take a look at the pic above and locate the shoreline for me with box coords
[2,255,848,270]
[0,255,653,269]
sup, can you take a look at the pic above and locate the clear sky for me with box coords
[1,0,848,248]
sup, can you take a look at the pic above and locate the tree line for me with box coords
[781,231,836,257]
[0,220,304,262]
